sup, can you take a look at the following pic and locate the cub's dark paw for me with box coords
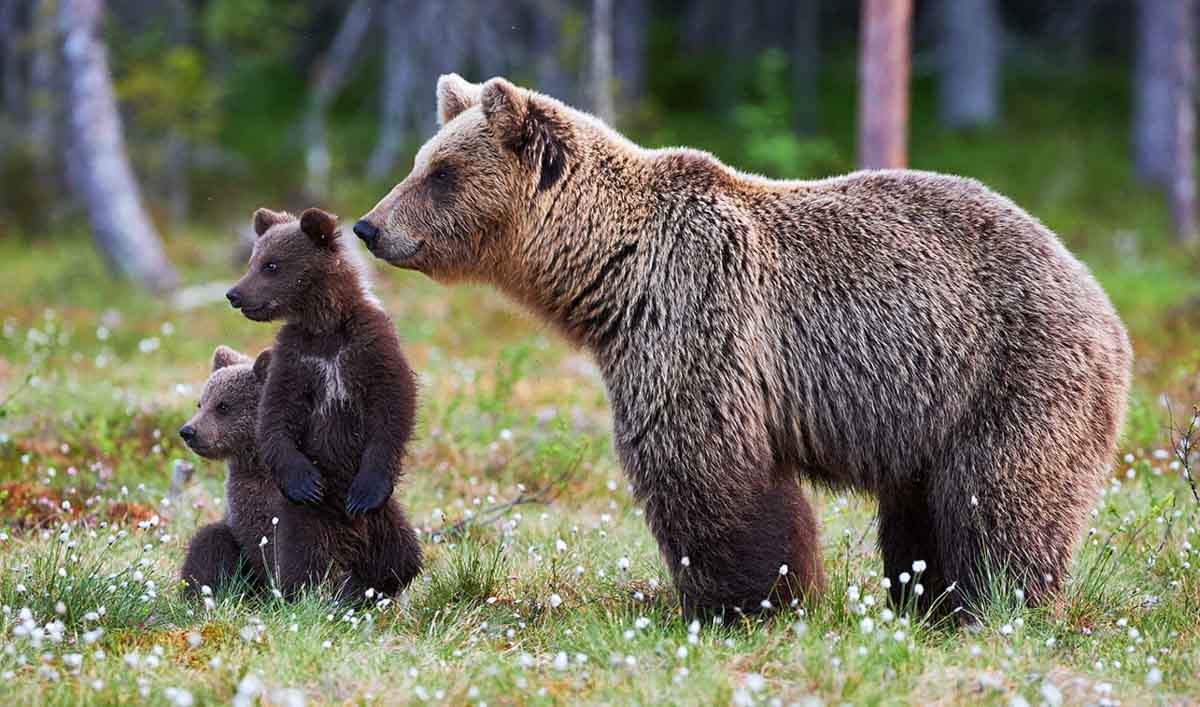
[345,470,393,515]
[278,459,324,505]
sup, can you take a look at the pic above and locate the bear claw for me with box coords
[279,458,324,505]
[345,470,392,515]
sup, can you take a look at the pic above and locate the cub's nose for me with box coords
[178,425,196,443]
[225,288,242,308]
[353,219,380,248]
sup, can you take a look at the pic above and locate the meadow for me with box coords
[2,75,1200,705]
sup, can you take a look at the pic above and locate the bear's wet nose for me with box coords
[178,425,196,443]
[354,219,380,248]
[225,288,243,308]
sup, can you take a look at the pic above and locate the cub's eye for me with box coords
[430,167,452,183]
[215,402,229,415]
[261,262,278,274]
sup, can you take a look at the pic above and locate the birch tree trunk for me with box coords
[591,0,615,124]
[936,0,1000,129]
[58,0,177,292]
[1169,0,1197,244]
[857,0,911,169]
[304,0,374,199]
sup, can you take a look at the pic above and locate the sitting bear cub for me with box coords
[225,207,422,598]
[178,345,421,599]
[178,346,281,593]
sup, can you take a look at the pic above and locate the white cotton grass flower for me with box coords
[778,564,789,575]
[617,557,630,571]
[549,593,563,609]
[912,560,927,573]
[899,572,911,584]
[680,556,691,567]
[914,584,925,596]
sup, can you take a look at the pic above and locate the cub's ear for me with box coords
[212,345,249,372]
[299,208,340,248]
[437,73,481,126]
[481,77,571,191]
[252,349,272,383]
[253,208,291,237]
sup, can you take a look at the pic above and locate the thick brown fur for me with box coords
[179,346,421,600]
[358,75,1132,620]
[226,210,422,596]
[178,347,283,594]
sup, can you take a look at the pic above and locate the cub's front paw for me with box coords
[278,458,324,505]
[345,470,393,515]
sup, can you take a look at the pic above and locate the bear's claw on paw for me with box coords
[279,459,324,505]
[345,471,392,515]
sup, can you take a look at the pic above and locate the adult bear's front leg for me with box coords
[641,472,825,619]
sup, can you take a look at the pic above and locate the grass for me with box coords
[2,74,1200,704]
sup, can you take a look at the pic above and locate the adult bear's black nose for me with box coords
[225,288,242,308]
[178,425,196,443]
[354,219,379,248]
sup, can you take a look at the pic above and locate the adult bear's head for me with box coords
[356,74,579,282]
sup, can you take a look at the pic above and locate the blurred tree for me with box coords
[591,0,615,123]
[1133,0,1173,185]
[936,0,1001,129]
[304,0,375,199]
[59,0,177,291]
[857,0,911,169]
[1168,0,1197,244]
[792,0,820,135]
[615,0,646,116]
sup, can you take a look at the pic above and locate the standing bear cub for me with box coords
[356,74,1132,619]
[225,207,422,599]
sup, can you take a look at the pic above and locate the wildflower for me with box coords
[899,572,911,585]
[518,653,535,668]
[912,560,927,573]
[552,652,568,670]
[259,536,268,547]
[549,593,563,609]
[881,577,892,590]
[1000,624,1014,636]
[1146,668,1162,686]
[860,617,875,633]
[680,556,691,567]
[779,564,789,575]
[617,557,630,571]
[676,645,688,659]
[555,538,568,553]
[914,584,925,596]
[760,599,772,610]
[634,617,650,629]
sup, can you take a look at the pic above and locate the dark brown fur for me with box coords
[178,348,283,594]
[356,75,1132,620]
[226,208,422,598]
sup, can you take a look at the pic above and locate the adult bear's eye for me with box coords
[261,262,278,274]
[430,165,454,185]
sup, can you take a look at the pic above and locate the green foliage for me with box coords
[117,47,220,143]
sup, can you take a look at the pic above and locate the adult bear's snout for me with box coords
[354,219,380,248]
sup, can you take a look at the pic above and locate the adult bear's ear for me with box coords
[437,73,481,126]
[253,349,272,383]
[212,345,249,372]
[253,208,290,237]
[299,207,340,248]
[481,77,571,191]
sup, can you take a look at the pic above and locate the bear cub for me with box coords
[178,346,281,593]
[225,207,421,598]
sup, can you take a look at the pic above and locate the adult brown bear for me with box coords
[355,74,1132,619]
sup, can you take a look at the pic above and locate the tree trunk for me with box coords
[304,0,374,199]
[936,0,1000,129]
[614,0,646,116]
[1134,0,1175,184]
[792,0,820,135]
[1,0,26,125]
[591,0,615,124]
[857,0,911,169]
[1169,0,1197,244]
[532,0,572,103]
[58,0,177,292]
